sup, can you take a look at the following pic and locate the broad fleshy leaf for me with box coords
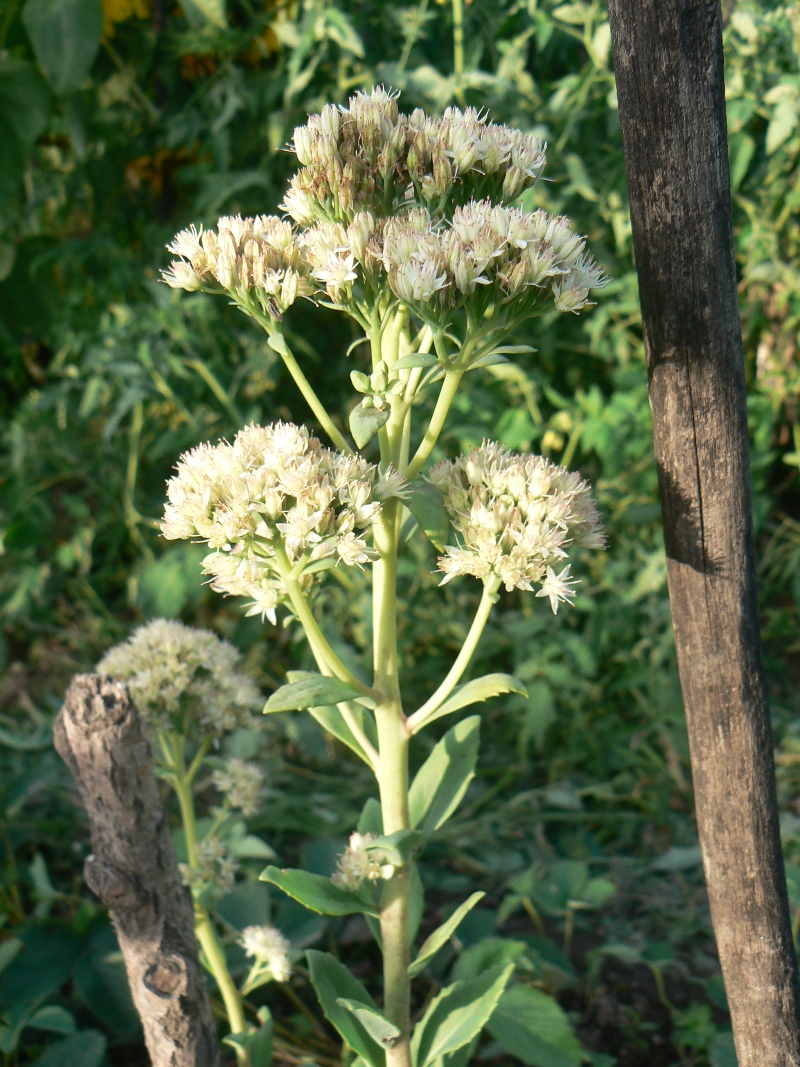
[308,702,378,766]
[336,999,400,1048]
[486,985,583,1067]
[306,951,385,1066]
[349,401,390,448]
[264,674,365,713]
[22,0,102,95]
[409,716,480,837]
[421,673,526,727]
[260,867,378,917]
[411,964,513,1067]
[405,481,449,551]
[409,892,485,978]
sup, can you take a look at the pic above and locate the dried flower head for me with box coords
[429,442,604,610]
[331,832,396,891]
[161,422,383,622]
[282,87,547,227]
[240,925,292,982]
[97,619,261,737]
[162,215,312,321]
[212,759,264,817]
[179,834,239,896]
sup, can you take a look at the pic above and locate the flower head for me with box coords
[281,87,548,226]
[331,832,396,891]
[161,422,383,622]
[212,759,264,816]
[162,215,312,321]
[429,442,604,607]
[241,925,292,982]
[179,835,239,897]
[97,619,261,737]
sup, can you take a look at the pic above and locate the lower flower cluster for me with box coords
[430,441,605,611]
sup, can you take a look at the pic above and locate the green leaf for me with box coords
[487,985,583,1067]
[308,702,378,766]
[224,1013,273,1067]
[364,830,420,867]
[337,1000,400,1048]
[358,797,383,835]
[405,482,450,551]
[216,881,269,931]
[22,0,103,95]
[32,1030,106,1067]
[710,1031,737,1067]
[422,673,527,727]
[452,938,530,983]
[26,1007,76,1035]
[0,58,51,203]
[409,716,480,837]
[181,0,227,28]
[393,352,439,370]
[349,401,390,448]
[306,951,385,1066]
[411,964,513,1067]
[0,939,22,977]
[409,893,485,978]
[552,2,591,25]
[73,921,139,1037]
[260,867,378,917]
[467,352,510,369]
[766,95,798,156]
[264,674,365,713]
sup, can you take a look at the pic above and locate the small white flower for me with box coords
[535,564,579,614]
[241,925,292,982]
[332,832,396,891]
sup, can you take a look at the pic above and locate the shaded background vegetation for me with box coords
[1,0,799,1064]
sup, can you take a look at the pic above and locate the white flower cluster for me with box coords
[179,835,239,896]
[240,925,292,983]
[301,200,606,323]
[282,87,547,226]
[212,758,264,817]
[97,619,261,737]
[331,832,396,891]
[161,422,386,623]
[429,442,605,611]
[162,215,312,321]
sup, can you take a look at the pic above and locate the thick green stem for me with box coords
[169,737,250,1062]
[372,502,413,1067]
[407,579,499,733]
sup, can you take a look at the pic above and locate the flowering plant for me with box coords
[159,87,606,1067]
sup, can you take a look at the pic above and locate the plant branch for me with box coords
[407,579,499,733]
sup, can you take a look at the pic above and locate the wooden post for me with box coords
[55,674,223,1067]
[606,3,800,1063]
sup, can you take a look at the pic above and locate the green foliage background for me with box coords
[0,0,799,1063]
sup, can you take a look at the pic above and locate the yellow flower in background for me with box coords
[102,0,150,37]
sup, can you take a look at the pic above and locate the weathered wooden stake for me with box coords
[606,2,800,1063]
[55,674,222,1067]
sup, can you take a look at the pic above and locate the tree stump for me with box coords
[55,673,222,1067]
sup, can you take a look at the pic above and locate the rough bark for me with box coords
[606,3,800,1063]
[55,674,222,1067]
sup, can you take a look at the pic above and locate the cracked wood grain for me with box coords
[607,3,800,1063]
[55,674,222,1067]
